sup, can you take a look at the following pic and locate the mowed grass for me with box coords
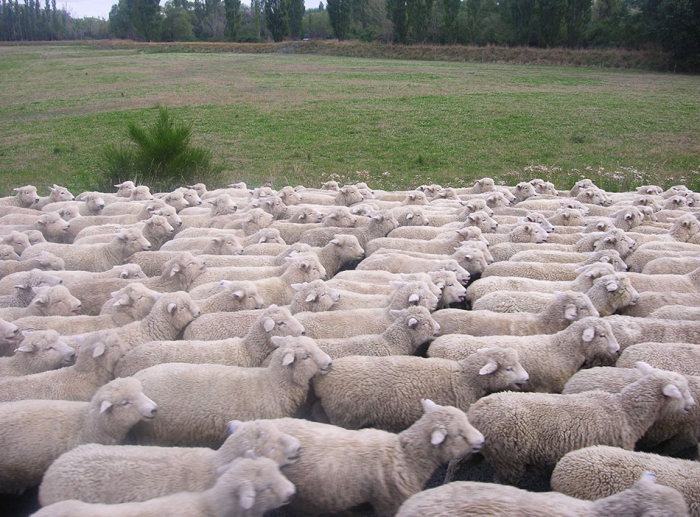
[0,44,699,195]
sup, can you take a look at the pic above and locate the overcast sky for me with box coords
[63,0,319,19]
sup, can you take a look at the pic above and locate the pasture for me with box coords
[0,44,698,195]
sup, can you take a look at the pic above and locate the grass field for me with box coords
[0,44,698,195]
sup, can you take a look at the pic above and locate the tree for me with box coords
[639,0,700,70]
[501,0,535,45]
[109,0,135,38]
[386,0,407,42]
[161,5,195,40]
[441,0,459,43]
[288,0,303,37]
[533,0,566,46]
[128,0,161,41]
[202,0,226,38]
[326,0,352,38]
[263,0,288,41]
[223,0,240,40]
[564,0,591,46]
[406,0,433,42]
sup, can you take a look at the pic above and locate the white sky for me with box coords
[63,0,320,20]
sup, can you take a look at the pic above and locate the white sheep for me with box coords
[619,290,700,317]
[1,230,32,256]
[466,362,695,485]
[0,330,75,376]
[551,446,699,516]
[195,280,264,314]
[269,400,484,517]
[430,316,620,392]
[312,305,440,359]
[433,290,599,337]
[32,455,295,517]
[313,346,527,432]
[0,376,156,494]
[0,270,64,312]
[396,472,688,517]
[0,185,41,208]
[0,251,65,278]
[20,227,151,272]
[298,211,399,248]
[131,335,331,448]
[39,419,301,505]
[329,280,439,311]
[41,192,106,217]
[288,279,340,313]
[642,256,700,275]
[649,305,700,320]
[508,248,627,270]
[603,314,700,351]
[0,284,82,321]
[114,304,305,376]
[33,184,75,209]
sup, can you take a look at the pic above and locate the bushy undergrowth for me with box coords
[101,106,222,192]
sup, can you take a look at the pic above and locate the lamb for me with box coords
[312,346,527,432]
[433,290,599,337]
[33,184,75,209]
[0,284,82,321]
[311,305,440,359]
[13,283,162,334]
[131,335,332,448]
[551,447,699,516]
[28,211,71,242]
[0,185,41,208]
[328,280,439,312]
[63,291,200,352]
[0,251,65,278]
[603,314,700,351]
[365,227,485,257]
[428,317,619,393]
[0,376,157,494]
[0,269,64,309]
[0,336,129,402]
[0,330,75,376]
[297,211,399,248]
[0,244,20,260]
[195,280,265,314]
[41,192,106,216]
[574,228,637,258]
[267,400,484,517]
[563,366,700,456]
[546,207,587,226]
[472,273,639,317]
[113,304,305,376]
[1,230,32,256]
[465,262,617,302]
[289,280,341,313]
[619,290,700,317]
[395,472,688,517]
[20,227,152,272]
[34,456,295,517]
[465,362,695,485]
[73,215,175,251]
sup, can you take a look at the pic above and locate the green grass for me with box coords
[0,44,698,196]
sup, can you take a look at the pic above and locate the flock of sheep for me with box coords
[0,176,699,516]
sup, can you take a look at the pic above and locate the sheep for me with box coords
[1,230,31,256]
[433,290,599,337]
[642,256,700,275]
[0,269,64,310]
[328,279,439,311]
[66,253,205,315]
[297,211,399,248]
[0,284,82,321]
[508,248,627,270]
[0,335,129,402]
[563,366,700,456]
[616,342,700,375]
[0,316,20,355]
[626,245,700,273]
[39,418,300,506]
[268,399,483,517]
[33,184,75,209]
[395,472,688,517]
[311,305,440,359]
[313,346,527,432]
[365,227,486,257]
[428,317,619,393]
[73,215,175,251]
[114,304,305,376]
[604,314,700,351]
[649,305,700,320]
[20,227,152,272]
[0,251,65,278]
[465,362,695,485]
[0,330,75,376]
[29,211,71,242]
[619,290,700,317]
[473,273,638,317]
[64,291,200,352]
[465,262,617,302]
[551,447,699,516]
[35,454,294,517]
[481,256,618,282]
[0,376,157,495]
[574,228,637,258]
[13,283,161,334]
[0,185,41,208]
[0,244,20,261]
[195,280,264,314]
[619,266,700,295]
[41,192,106,216]
[131,335,331,448]
[29,264,145,295]
[547,207,587,226]
[289,280,341,313]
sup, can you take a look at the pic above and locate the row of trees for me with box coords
[0,0,697,69]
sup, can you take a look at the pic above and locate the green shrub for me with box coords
[101,106,221,192]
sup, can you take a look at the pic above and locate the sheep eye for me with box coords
[506,366,514,371]
[278,321,285,326]
[121,400,131,406]
[303,355,310,360]
[46,346,55,351]
[600,333,606,338]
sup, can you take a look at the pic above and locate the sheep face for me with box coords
[114,181,136,198]
[523,212,554,233]
[670,214,700,242]
[93,377,158,433]
[13,185,41,207]
[14,330,76,369]
[164,253,206,287]
[636,363,696,416]
[47,184,74,203]
[402,191,429,205]
[129,185,153,201]
[270,335,332,385]
[224,419,302,468]
[115,227,152,255]
[465,211,498,233]
[258,305,305,338]
[109,283,161,326]
[0,245,20,261]
[591,274,639,316]
[417,399,485,462]
[324,207,358,228]
[145,215,174,241]
[208,195,238,217]
[510,223,549,243]
[35,212,70,241]
[574,318,620,365]
[163,292,200,330]
[2,231,31,256]
[28,285,82,316]
[290,280,339,313]
[225,281,265,310]
[472,347,530,392]
[511,182,537,203]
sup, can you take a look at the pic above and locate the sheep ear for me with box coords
[421,398,438,413]
[605,280,619,292]
[330,238,340,246]
[99,400,113,414]
[291,283,304,291]
[389,309,401,319]
[305,293,317,303]
[638,472,657,485]
[430,428,447,445]
[479,361,499,376]
[582,327,596,342]
[636,361,655,375]
[113,294,130,307]
[564,304,578,321]
[227,420,243,434]
[262,318,277,332]
[408,294,420,304]
[167,302,177,315]
[663,384,683,399]
[14,343,35,353]
[282,352,295,366]
[407,317,419,328]
[169,265,181,277]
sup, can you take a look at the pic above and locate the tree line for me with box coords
[0,0,697,70]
